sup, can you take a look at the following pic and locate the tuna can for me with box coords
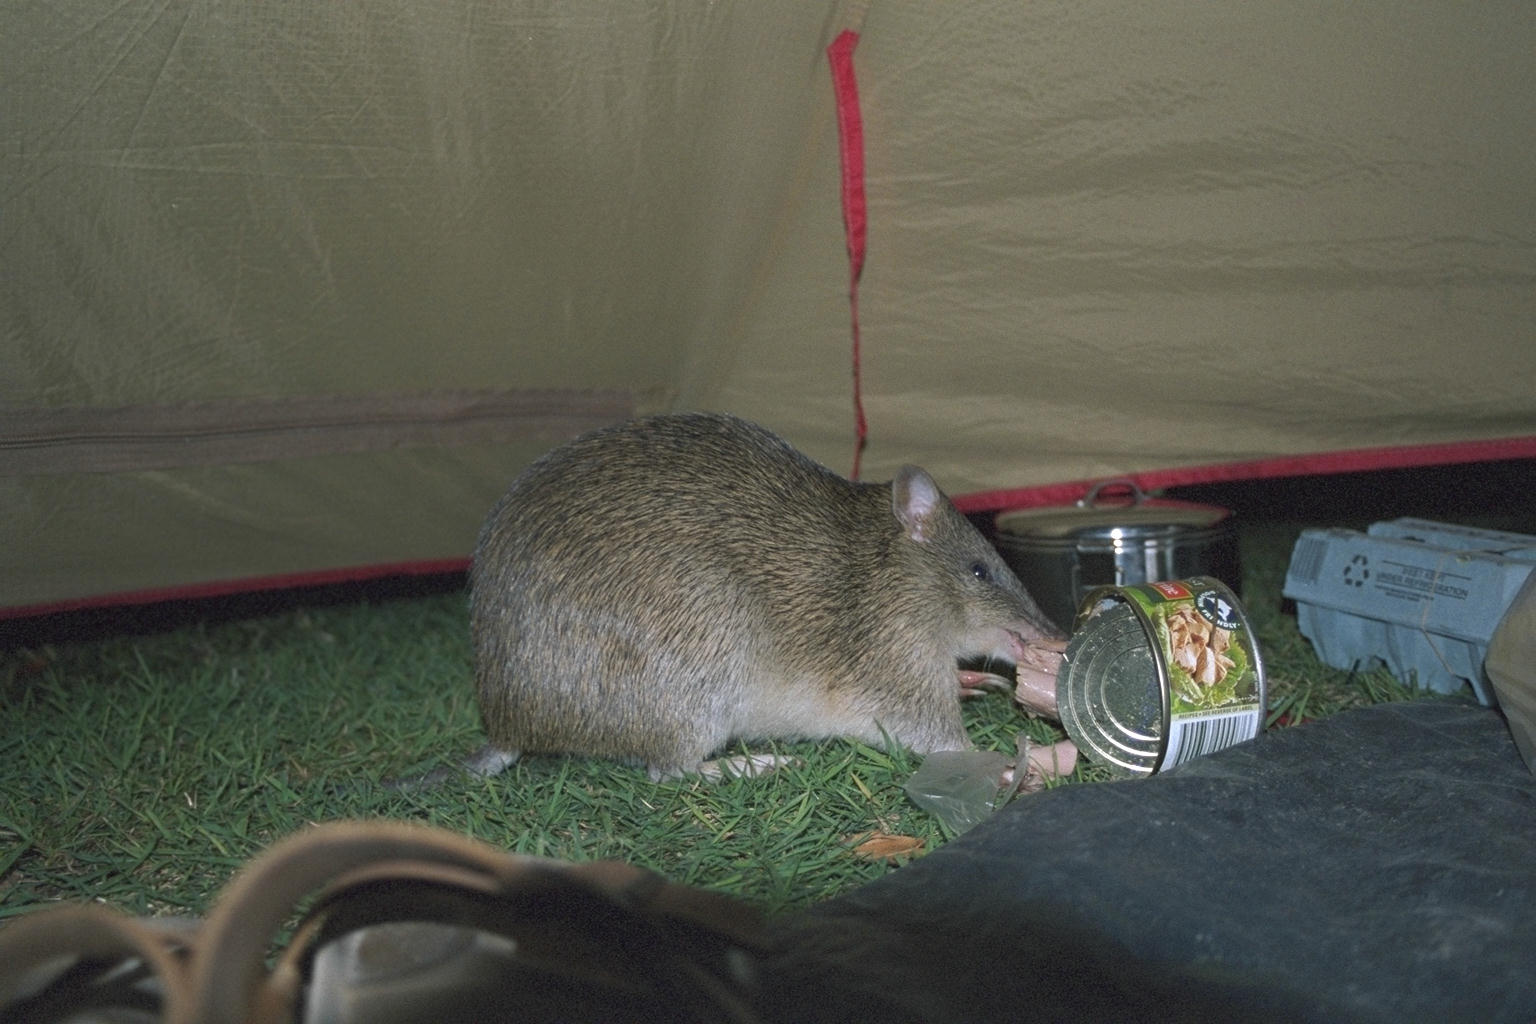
[1057,577,1266,777]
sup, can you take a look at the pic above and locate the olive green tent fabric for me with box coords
[3,1,1533,612]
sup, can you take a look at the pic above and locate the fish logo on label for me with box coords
[1195,588,1242,632]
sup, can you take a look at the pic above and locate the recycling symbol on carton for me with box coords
[1342,554,1370,588]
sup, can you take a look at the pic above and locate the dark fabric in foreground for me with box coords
[767,700,1536,1023]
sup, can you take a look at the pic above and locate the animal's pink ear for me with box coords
[892,465,942,542]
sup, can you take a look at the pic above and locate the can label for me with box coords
[1058,577,1265,776]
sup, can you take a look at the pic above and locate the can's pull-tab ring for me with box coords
[1078,479,1148,509]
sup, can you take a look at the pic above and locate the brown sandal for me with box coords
[0,820,768,1024]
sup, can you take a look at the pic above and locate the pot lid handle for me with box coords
[1078,479,1148,509]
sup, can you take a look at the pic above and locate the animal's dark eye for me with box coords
[970,562,991,583]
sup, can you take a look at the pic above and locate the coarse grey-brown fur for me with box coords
[469,412,1057,780]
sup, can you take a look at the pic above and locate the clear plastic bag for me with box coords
[903,749,1017,834]
[905,735,1081,833]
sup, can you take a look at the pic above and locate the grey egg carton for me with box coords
[1282,518,1536,706]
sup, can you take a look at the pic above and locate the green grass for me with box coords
[0,502,1501,924]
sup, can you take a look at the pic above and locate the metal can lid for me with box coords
[1056,601,1167,777]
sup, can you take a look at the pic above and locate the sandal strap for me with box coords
[0,904,199,1023]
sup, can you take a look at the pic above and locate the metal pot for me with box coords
[992,480,1240,634]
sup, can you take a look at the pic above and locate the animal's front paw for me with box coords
[956,667,1013,698]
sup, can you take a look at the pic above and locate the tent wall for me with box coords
[3,1,1533,614]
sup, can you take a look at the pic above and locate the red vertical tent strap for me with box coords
[827,29,868,480]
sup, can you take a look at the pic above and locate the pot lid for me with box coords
[996,480,1232,539]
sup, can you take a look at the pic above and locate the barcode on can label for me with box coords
[1162,708,1260,769]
